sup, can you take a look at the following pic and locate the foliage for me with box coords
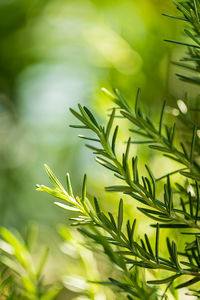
[58,224,111,299]
[0,224,60,299]
[165,0,200,85]
[0,0,172,232]
[37,0,200,299]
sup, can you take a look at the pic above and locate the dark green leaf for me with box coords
[175,277,200,289]
[159,100,166,135]
[149,145,171,153]
[135,88,141,116]
[155,224,160,263]
[147,274,180,285]
[81,174,87,203]
[151,224,190,228]
[106,108,115,140]
[118,199,123,233]
[180,171,200,181]
[94,197,101,214]
[164,39,200,48]
[112,125,119,154]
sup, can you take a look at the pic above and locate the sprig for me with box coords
[38,0,200,298]
[165,0,200,85]
[0,224,60,300]
[38,165,200,298]
[69,90,200,231]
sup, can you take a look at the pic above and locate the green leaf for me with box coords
[159,100,166,135]
[147,274,180,285]
[172,61,198,72]
[172,0,191,19]
[128,219,136,248]
[106,108,115,140]
[78,135,100,142]
[185,29,200,46]
[105,185,133,193]
[44,164,65,192]
[132,156,139,183]
[130,140,154,144]
[162,13,188,21]
[145,164,156,199]
[124,137,131,165]
[155,223,160,263]
[135,88,141,116]
[54,202,80,212]
[112,125,119,154]
[98,212,114,231]
[94,197,101,214]
[120,111,141,127]
[133,243,153,260]
[69,124,88,129]
[82,174,87,203]
[70,107,89,126]
[138,208,171,223]
[101,88,116,100]
[0,228,33,274]
[196,181,200,223]
[109,278,139,297]
[108,212,117,230]
[164,39,200,48]
[96,157,120,174]
[170,123,176,146]
[149,145,171,153]
[176,73,200,84]
[144,234,154,259]
[37,185,76,204]
[156,168,186,181]
[83,106,99,128]
[175,277,200,289]
[180,260,200,271]
[151,224,190,228]
[193,0,200,22]
[114,89,130,111]
[66,173,74,198]
[180,171,200,181]
[118,199,123,233]
[128,192,147,205]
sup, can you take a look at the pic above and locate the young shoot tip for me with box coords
[101,88,115,99]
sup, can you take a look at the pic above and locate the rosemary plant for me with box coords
[165,0,200,85]
[0,224,60,300]
[38,1,200,299]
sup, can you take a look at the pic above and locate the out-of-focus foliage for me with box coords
[0,0,193,299]
[0,0,177,227]
[58,225,110,300]
[0,224,60,299]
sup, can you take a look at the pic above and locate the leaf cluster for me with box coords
[0,224,60,300]
[165,0,200,85]
[37,0,200,299]
[37,89,200,298]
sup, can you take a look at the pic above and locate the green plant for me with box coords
[0,224,60,299]
[58,224,110,299]
[165,0,200,85]
[37,1,200,299]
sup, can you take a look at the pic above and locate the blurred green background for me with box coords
[0,0,187,298]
